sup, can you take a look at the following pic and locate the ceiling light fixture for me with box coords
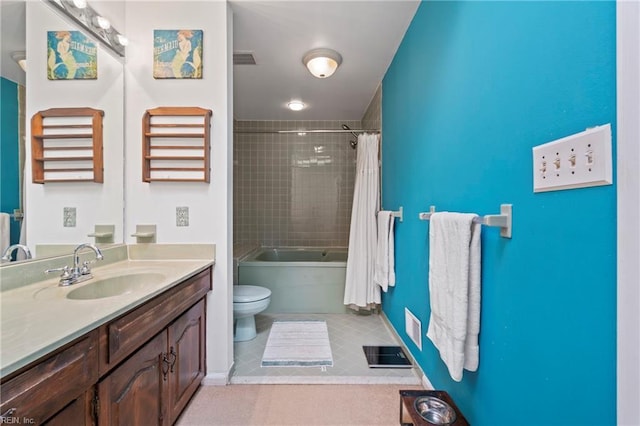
[287,101,306,111]
[303,48,342,79]
[11,52,26,72]
[72,0,87,9]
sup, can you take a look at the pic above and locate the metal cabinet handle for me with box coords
[161,353,171,381]
[169,346,177,373]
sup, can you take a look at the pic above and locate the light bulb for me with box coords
[96,16,111,30]
[287,101,305,111]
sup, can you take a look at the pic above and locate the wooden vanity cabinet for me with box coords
[98,299,206,426]
[0,330,99,425]
[1,266,212,426]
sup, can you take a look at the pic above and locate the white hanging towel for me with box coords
[0,213,10,255]
[373,211,396,292]
[426,212,481,382]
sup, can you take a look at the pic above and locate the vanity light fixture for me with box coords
[303,48,342,79]
[11,52,26,72]
[116,34,129,46]
[46,0,127,57]
[287,101,306,111]
[95,15,111,30]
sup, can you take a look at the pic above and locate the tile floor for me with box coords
[231,312,422,385]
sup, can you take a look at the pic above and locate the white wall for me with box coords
[123,1,234,382]
[25,1,124,251]
[617,1,640,423]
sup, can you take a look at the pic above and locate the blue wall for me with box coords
[1,77,21,246]
[381,1,616,424]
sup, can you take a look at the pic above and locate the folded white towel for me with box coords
[373,211,396,292]
[0,213,10,255]
[426,212,481,382]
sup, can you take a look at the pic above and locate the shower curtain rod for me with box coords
[234,129,380,134]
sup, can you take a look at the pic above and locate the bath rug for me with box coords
[261,320,333,367]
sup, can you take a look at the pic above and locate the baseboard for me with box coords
[202,371,232,386]
[421,374,434,390]
[380,311,432,390]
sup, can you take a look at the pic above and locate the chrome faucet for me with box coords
[1,244,32,262]
[45,243,104,286]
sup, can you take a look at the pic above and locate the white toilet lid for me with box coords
[233,285,271,302]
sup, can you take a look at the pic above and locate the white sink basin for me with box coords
[34,272,166,300]
[66,273,165,300]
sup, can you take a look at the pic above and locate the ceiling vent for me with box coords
[233,52,256,65]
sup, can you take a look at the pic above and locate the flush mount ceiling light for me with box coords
[11,52,26,72]
[303,48,342,79]
[287,101,306,111]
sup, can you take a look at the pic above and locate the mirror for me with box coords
[0,0,126,262]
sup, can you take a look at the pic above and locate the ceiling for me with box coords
[0,1,420,121]
[230,1,420,121]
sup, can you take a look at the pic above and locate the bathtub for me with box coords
[237,247,348,314]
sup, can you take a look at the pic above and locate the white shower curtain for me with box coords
[344,133,380,309]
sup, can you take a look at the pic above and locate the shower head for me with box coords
[341,124,358,139]
[342,124,358,149]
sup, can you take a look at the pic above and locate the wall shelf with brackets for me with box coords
[31,107,104,184]
[142,107,213,183]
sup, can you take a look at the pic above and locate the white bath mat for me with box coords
[261,320,333,367]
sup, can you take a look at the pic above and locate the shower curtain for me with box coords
[344,133,380,310]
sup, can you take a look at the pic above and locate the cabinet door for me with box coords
[43,388,94,426]
[167,299,206,424]
[98,332,169,426]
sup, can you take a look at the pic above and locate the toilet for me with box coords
[233,285,272,342]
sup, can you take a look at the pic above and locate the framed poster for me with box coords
[153,29,203,79]
[47,31,97,80]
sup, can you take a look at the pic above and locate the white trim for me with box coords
[617,1,640,424]
[202,372,232,386]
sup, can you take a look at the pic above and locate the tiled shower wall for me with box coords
[233,88,382,250]
[234,120,360,248]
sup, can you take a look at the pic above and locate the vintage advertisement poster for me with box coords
[47,31,97,80]
[153,29,203,79]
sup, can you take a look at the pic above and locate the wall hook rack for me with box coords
[418,204,512,238]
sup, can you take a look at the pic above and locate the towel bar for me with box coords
[379,206,403,222]
[418,204,512,238]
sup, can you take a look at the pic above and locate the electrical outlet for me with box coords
[176,206,189,227]
[532,124,612,193]
[63,207,76,227]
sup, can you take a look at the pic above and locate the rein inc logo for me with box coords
[0,412,34,424]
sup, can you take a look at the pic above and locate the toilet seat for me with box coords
[234,285,271,303]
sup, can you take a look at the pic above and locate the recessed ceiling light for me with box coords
[72,0,87,8]
[287,101,305,111]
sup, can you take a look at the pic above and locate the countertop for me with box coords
[0,246,214,378]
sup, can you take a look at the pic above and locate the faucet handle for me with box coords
[80,260,94,275]
[45,266,72,279]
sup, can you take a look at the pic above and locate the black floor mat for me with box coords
[362,345,412,368]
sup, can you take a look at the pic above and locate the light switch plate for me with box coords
[176,206,189,227]
[532,124,612,193]
[63,207,76,227]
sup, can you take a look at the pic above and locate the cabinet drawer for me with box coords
[105,267,211,370]
[0,330,99,425]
